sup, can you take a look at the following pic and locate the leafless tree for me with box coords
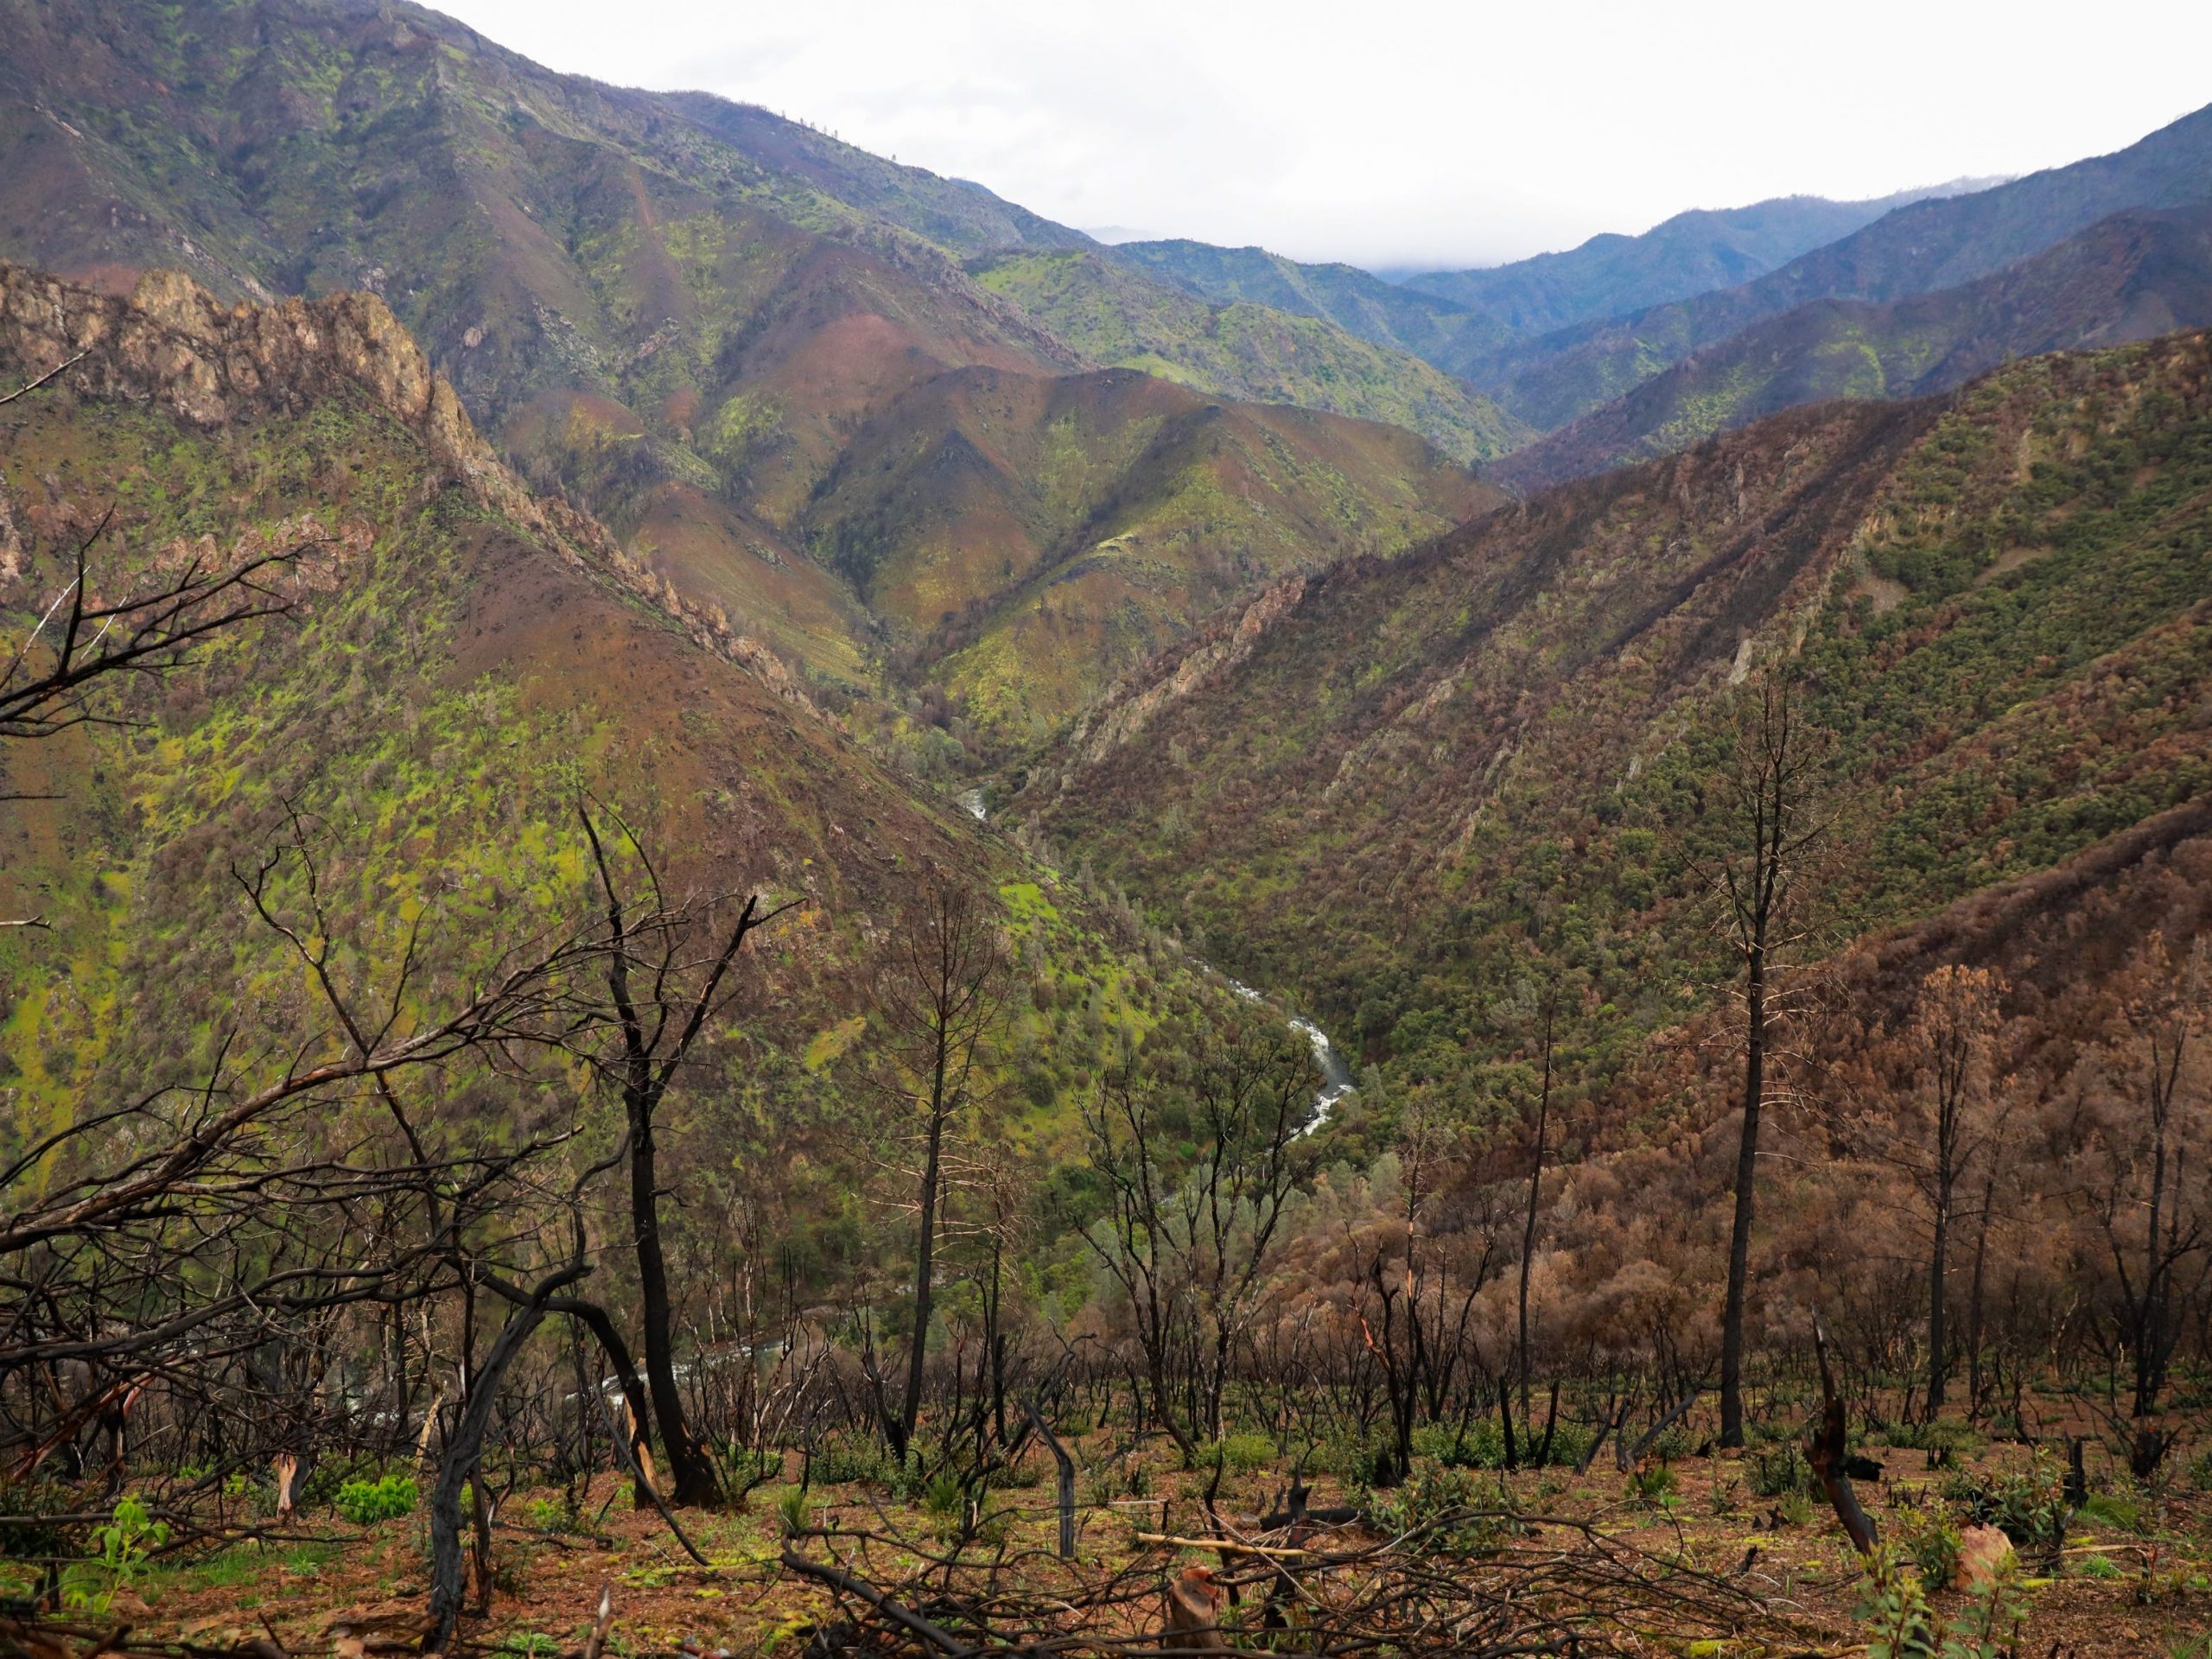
[1698,668,1834,1447]
[575,801,787,1506]
[858,881,1006,1467]
[1082,1017,1315,1455]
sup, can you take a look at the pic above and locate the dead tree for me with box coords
[576,802,784,1507]
[1700,670,1833,1448]
[863,882,1006,1468]
[1082,1017,1314,1456]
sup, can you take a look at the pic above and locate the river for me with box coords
[960,782,1355,1133]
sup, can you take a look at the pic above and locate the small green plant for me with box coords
[810,1436,886,1485]
[774,1484,810,1537]
[526,1493,583,1535]
[1747,1440,1815,1498]
[1854,1543,2024,1659]
[1776,1488,1816,1528]
[60,1495,170,1615]
[1198,1433,1276,1475]
[1626,1459,1677,1509]
[1897,1501,1964,1591]
[333,1472,418,1527]
[2076,1552,2121,1580]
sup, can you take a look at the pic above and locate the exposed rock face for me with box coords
[0,263,813,709]
[1061,573,1311,773]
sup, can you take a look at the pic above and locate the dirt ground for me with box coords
[56,1435,2212,1658]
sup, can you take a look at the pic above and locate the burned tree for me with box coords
[1700,669,1834,1448]
[860,881,1007,1468]
[576,803,785,1507]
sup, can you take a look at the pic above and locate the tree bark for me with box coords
[1719,944,1764,1449]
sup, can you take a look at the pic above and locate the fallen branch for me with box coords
[777,1551,976,1657]
[1132,1532,1317,1560]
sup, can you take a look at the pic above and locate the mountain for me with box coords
[1495,203,2212,491]
[968,249,1528,463]
[0,262,1207,1165]
[1103,240,1515,372]
[1467,105,2212,431]
[1027,332,2212,1106]
[0,0,1495,756]
[803,365,1497,742]
[1401,182,1999,338]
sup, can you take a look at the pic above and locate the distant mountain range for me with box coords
[1394,182,2005,336]
[1494,203,2212,491]
[1461,105,2212,434]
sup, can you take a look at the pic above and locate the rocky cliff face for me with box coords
[0,264,811,706]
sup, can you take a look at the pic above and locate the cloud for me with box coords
[437,0,2212,270]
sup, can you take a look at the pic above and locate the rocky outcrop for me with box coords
[1058,572,1308,772]
[0,264,814,709]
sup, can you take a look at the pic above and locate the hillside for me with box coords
[0,0,1495,751]
[1105,239,1513,370]
[1029,333,2212,1107]
[803,365,1498,742]
[1465,104,2212,431]
[969,249,1526,463]
[1496,202,2212,490]
[1402,182,1995,337]
[0,264,1224,1195]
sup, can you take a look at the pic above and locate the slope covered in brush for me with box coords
[0,266,1224,1219]
[1031,334,2212,1108]
[0,0,1504,740]
[970,249,1526,463]
[804,365,1497,743]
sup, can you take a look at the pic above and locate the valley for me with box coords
[1,4,2210,1656]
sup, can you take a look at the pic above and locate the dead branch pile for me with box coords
[779,1502,1798,1657]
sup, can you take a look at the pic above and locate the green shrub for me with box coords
[809,1436,887,1485]
[1897,1502,1963,1591]
[1940,1457,2067,1553]
[1368,1462,1519,1555]
[2075,1553,2121,1580]
[1748,1440,1815,1498]
[333,1473,417,1527]
[2077,1491,2141,1533]
[2188,1446,2212,1492]
[1212,1433,1278,1475]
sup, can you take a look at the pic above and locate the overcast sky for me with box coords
[433,0,2212,270]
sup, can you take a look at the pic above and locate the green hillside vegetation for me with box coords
[970,249,1526,463]
[0,0,1504,760]
[1496,202,2212,490]
[1108,238,1512,370]
[0,268,1239,1259]
[1034,333,2212,1117]
[804,364,1497,744]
